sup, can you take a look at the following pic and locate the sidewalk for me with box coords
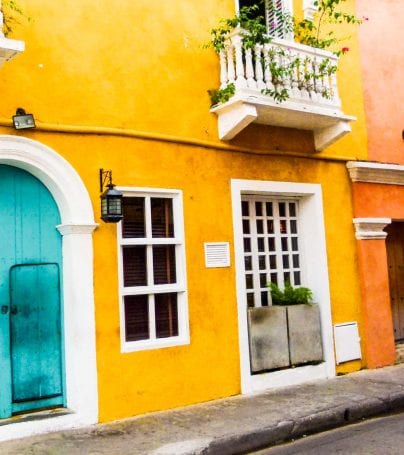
[2,364,404,455]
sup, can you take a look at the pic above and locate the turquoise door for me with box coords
[0,165,65,418]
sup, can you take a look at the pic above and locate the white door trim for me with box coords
[0,135,98,441]
[231,179,335,393]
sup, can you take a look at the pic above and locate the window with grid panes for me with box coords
[241,197,302,308]
[119,192,188,350]
[238,0,292,39]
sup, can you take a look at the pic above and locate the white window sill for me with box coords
[121,335,190,353]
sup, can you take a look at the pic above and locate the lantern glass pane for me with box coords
[108,196,122,215]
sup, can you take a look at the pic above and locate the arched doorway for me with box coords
[0,136,98,441]
[0,165,64,418]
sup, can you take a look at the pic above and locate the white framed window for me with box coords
[117,188,189,352]
[237,0,293,39]
[241,196,303,308]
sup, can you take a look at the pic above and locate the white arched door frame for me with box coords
[0,135,98,441]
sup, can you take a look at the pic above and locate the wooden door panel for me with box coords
[386,223,404,341]
[10,264,62,403]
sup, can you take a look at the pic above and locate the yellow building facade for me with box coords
[0,0,370,440]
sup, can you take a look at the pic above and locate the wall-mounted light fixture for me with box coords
[12,108,36,130]
[99,169,123,223]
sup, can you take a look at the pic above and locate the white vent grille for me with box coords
[334,322,362,364]
[204,242,230,268]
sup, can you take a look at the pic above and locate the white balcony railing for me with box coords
[211,29,354,151]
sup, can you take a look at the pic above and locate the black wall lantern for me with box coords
[12,108,36,130]
[99,169,123,223]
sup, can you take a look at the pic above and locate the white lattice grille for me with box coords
[241,197,302,308]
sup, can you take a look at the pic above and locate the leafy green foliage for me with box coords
[1,0,30,36]
[268,282,314,306]
[294,0,363,52]
[208,83,235,107]
[206,2,270,53]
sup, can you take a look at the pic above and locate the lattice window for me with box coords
[241,197,303,308]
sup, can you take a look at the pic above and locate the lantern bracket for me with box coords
[100,168,114,193]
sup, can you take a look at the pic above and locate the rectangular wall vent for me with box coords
[204,242,230,268]
[333,322,362,364]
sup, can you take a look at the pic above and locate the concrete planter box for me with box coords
[247,304,323,373]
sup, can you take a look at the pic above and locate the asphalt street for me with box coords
[254,412,404,455]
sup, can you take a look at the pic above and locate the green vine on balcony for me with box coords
[208,83,236,107]
[206,0,365,106]
[1,0,30,37]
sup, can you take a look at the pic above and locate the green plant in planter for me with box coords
[267,281,314,306]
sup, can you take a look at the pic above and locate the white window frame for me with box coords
[231,179,335,393]
[117,187,189,353]
[235,0,294,40]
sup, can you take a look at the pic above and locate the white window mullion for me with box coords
[145,196,152,238]
[149,294,156,340]
[273,201,285,288]
[249,200,262,307]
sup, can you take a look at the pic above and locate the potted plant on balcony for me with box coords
[247,282,323,373]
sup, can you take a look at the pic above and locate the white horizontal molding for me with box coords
[347,161,404,185]
[57,223,98,235]
[353,217,391,240]
[0,36,24,67]
[212,94,354,151]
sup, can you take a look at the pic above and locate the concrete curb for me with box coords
[201,392,404,454]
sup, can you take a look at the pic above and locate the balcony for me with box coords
[210,30,354,151]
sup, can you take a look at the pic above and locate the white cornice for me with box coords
[353,218,391,240]
[57,223,99,235]
[347,161,404,185]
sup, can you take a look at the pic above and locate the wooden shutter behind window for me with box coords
[123,246,147,286]
[124,295,149,341]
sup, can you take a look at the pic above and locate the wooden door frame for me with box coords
[0,136,98,441]
[386,221,404,342]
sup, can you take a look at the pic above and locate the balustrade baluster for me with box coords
[289,51,300,100]
[312,57,322,101]
[245,48,256,89]
[263,44,275,93]
[299,54,310,100]
[226,43,236,86]
[219,50,228,89]
[307,57,317,101]
[282,49,292,97]
[232,33,247,89]
[330,66,340,106]
[320,57,332,104]
[254,44,265,91]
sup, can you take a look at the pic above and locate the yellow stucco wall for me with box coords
[0,0,367,420]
